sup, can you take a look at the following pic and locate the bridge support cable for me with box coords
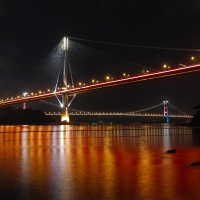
[68,94,76,107]
[68,36,200,52]
[68,56,75,89]
[53,63,64,107]
[67,46,76,107]
[126,102,163,114]
[1,42,62,99]
[68,39,158,85]
[69,102,165,116]
[167,102,187,115]
[28,42,63,95]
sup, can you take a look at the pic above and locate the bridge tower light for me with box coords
[163,100,169,123]
[62,37,68,51]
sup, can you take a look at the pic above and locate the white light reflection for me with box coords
[52,125,58,147]
[163,124,170,148]
[49,125,73,199]
[20,126,30,189]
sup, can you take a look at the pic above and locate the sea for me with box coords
[0,123,200,200]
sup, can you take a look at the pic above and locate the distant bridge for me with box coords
[44,101,192,121]
[45,111,192,118]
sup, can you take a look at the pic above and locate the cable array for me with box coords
[167,102,187,115]
[69,36,200,52]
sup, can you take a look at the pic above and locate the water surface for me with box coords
[0,124,200,200]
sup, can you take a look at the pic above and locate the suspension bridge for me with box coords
[0,37,199,122]
[43,100,192,123]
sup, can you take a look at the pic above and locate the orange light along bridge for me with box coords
[1,64,200,105]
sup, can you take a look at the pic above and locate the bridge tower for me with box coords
[163,101,169,123]
[61,37,69,122]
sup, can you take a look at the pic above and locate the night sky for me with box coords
[0,0,200,119]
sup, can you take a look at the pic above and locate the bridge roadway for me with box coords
[45,112,192,118]
[1,64,200,107]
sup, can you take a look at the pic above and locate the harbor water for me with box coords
[0,124,200,200]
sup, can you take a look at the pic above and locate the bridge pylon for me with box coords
[61,37,70,122]
[163,101,169,123]
[61,93,69,122]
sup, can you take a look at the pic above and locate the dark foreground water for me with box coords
[0,124,200,200]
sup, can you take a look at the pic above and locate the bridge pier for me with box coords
[61,93,69,122]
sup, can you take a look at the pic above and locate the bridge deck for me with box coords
[1,64,200,106]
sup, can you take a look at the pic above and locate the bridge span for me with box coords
[45,111,192,118]
[1,64,200,107]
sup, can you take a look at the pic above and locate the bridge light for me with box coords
[191,56,195,64]
[23,92,28,97]
[79,82,82,86]
[47,89,50,92]
[39,91,42,94]
[106,76,110,81]
[163,64,167,70]
[123,73,126,76]
[62,37,68,51]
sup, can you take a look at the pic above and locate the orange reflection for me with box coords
[0,125,200,199]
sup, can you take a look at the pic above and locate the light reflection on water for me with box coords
[0,124,200,199]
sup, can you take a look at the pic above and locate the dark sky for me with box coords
[0,0,200,117]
